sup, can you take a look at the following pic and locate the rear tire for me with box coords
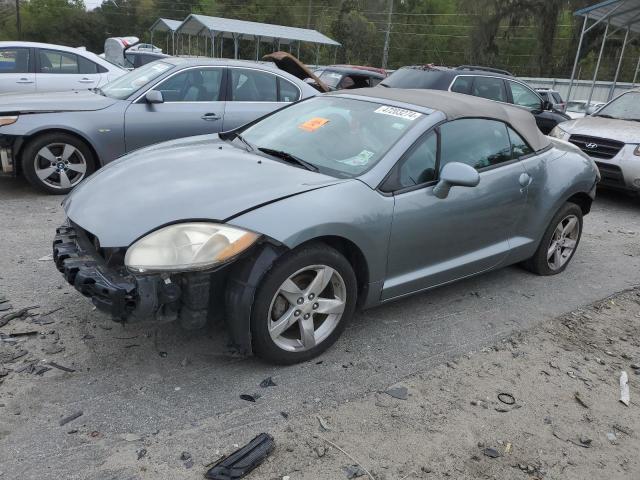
[250,243,357,364]
[522,202,583,275]
[21,132,96,195]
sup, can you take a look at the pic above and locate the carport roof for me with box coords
[175,14,341,46]
[149,18,182,33]
[575,0,640,34]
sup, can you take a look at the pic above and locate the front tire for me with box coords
[523,202,583,275]
[250,243,357,364]
[21,133,96,195]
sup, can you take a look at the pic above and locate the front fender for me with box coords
[228,180,394,285]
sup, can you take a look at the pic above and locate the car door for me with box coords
[222,67,300,131]
[382,118,528,300]
[123,66,226,152]
[0,46,36,94]
[35,48,100,92]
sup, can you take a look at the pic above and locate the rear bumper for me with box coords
[53,224,181,322]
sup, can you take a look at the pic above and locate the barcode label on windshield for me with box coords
[374,106,422,120]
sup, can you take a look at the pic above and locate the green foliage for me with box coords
[0,0,637,80]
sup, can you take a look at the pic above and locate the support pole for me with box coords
[632,55,640,87]
[567,15,588,103]
[609,26,629,101]
[150,31,154,48]
[188,35,191,55]
[220,36,224,58]
[211,31,216,58]
[587,20,609,109]
[333,46,338,64]
[15,0,21,40]
[233,34,239,59]
[172,32,175,55]
[297,41,301,59]
[315,44,320,66]
[256,36,260,61]
[381,0,394,69]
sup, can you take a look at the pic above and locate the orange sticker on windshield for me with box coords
[299,117,329,132]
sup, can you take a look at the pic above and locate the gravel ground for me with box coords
[0,176,639,480]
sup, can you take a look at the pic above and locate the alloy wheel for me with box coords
[268,265,347,352]
[33,143,87,190]
[547,214,580,271]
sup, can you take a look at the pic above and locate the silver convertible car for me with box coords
[0,57,318,193]
[53,89,599,364]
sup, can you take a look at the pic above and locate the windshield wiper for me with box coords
[595,114,618,119]
[258,147,319,172]
[220,130,255,152]
[378,83,390,88]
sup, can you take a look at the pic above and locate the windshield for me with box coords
[380,67,446,89]
[101,61,173,100]
[241,96,425,177]
[596,92,640,121]
[567,101,586,113]
[317,70,344,88]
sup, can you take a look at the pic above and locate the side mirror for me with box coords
[145,90,164,104]
[433,162,480,199]
[542,100,553,111]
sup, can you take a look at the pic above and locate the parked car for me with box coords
[0,57,318,194]
[549,89,640,195]
[0,41,125,94]
[379,65,571,134]
[535,88,566,112]
[53,88,598,364]
[123,51,171,70]
[313,65,386,90]
[127,43,163,54]
[565,100,606,119]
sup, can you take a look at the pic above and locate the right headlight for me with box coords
[124,222,260,273]
[549,125,570,141]
[0,115,18,127]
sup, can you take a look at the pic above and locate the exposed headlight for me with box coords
[549,125,570,140]
[0,116,18,127]
[634,145,640,156]
[125,222,260,273]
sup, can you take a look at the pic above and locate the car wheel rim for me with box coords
[34,143,87,190]
[268,265,347,353]
[547,214,580,271]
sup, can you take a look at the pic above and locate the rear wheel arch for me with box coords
[566,192,592,215]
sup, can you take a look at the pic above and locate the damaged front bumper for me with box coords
[53,224,184,323]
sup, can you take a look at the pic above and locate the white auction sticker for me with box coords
[374,105,422,120]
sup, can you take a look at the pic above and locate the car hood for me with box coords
[262,51,330,93]
[0,90,118,114]
[561,116,640,143]
[64,135,346,247]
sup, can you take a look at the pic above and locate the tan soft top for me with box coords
[336,88,551,152]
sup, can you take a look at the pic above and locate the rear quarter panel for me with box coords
[510,140,598,261]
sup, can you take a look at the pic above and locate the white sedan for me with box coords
[0,41,125,94]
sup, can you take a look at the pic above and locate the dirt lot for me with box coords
[252,287,640,480]
[0,177,639,480]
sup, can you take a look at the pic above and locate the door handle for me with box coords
[79,78,94,83]
[519,173,532,187]
[16,78,34,84]
[201,113,221,121]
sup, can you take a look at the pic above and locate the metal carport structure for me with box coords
[173,14,340,64]
[568,0,640,105]
[149,18,182,55]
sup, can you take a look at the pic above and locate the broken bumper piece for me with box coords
[205,433,275,479]
[53,224,180,322]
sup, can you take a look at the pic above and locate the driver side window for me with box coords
[153,68,222,102]
[383,131,437,192]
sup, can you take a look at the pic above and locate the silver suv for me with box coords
[549,89,640,195]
